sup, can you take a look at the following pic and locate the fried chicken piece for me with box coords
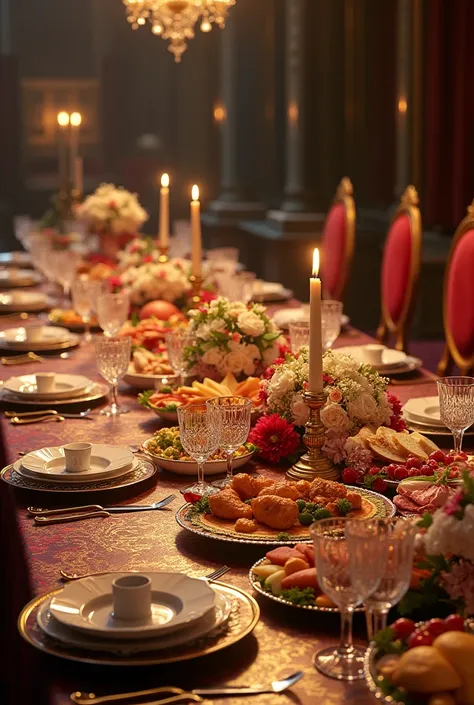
[209,489,253,520]
[258,482,301,501]
[346,491,362,509]
[295,480,312,498]
[309,478,347,502]
[311,495,329,507]
[251,495,299,530]
[234,518,258,533]
[231,473,273,500]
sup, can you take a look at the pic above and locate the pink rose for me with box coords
[232,332,241,343]
[329,388,342,403]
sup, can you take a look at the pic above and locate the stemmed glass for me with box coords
[71,279,101,343]
[321,300,343,350]
[437,377,474,454]
[95,336,131,416]
[165,330,194,388]
[97,292,130,337]
[177,403,222,497]
[289,321,310,353]
[310,518,388,681]
[55,251,81,305]
[346,519,416,639]
[206,396,252,488]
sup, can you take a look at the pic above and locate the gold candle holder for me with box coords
[286,391,340,482]
[158,246,169,264]
[188,274,203,308]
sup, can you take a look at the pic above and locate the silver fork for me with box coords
[60,564,230,583]
[31,495,176,525]
[6,409,93,420]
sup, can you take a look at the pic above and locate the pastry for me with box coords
[391,646,462,693]
[434,631,474,705]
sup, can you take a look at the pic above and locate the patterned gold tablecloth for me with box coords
[0,317,440,705]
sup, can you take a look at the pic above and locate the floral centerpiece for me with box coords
[117,237,162,270]
[185,297,285,380]
[250,347,404,466]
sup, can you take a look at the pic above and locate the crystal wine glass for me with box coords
[165,330,194,388]
[289,321,310,354]
[206,396,252,488]
[310,518,387,681]
[55,250,81,305]
[437,377,474,454]
[95,336,132,416]
[346,519,416,639]
[97,292,130,337]
[321,300,343,350]
[177,403,222,497]
[71,279,101,343]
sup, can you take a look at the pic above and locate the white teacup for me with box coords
[24,324,44,343]
[35,372,56,394]
[63,442,92,473]
[112,574,152,622]
[361,344,386,365]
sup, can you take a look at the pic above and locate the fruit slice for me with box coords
[265,569,286,596]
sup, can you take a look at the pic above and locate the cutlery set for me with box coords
[27,494,176,524]
[6,409,94,425]
[60,564,230,583]
[1,350,72,365]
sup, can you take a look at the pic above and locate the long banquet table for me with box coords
[0,318,441,705]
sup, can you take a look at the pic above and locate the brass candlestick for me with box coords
[188,274,203,308]
[158,246,169,264]
[286,391,340,482]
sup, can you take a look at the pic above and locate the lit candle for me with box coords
[69,111,82,190]
[308,248,323,393]
[57,111,70,190]
[190,184,202,277]
[159,173,170,248]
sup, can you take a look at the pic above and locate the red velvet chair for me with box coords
[438,200,474,376]
[321,177,356,301]
[376,185,422,352]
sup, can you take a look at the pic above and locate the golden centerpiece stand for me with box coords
[188,274,203,308]
[286,391,340,482]
[158,245,169,264]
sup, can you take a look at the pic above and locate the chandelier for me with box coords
[123,1,236,62]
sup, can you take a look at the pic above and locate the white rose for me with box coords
[237,310,266,337]
[347,393,378,424]
[243,359,256,376]
[263,344,279,366]
[320,403,352,431]
[202,348,225,367]
[292,392,309,425]
[270,368,295,398]
[223,349,248,375]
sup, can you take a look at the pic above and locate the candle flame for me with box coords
[70,112,82,127]
[312,248,320,278]
[192,185,199,201]
[161,173,169,188]
[57,111,70,127]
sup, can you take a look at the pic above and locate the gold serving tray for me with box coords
[18,581,259,666]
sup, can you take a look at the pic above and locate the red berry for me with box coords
[369,466,380,476]
[387,463,399,474]
[407,630,434,649]
[183,491,202,503]
[429,450,446,463]
[451,452,468,462]
[372,478,387,493]
[426,618,448,637]
[427,459,439,470]
[406,457,422,469]
[394,466,409,480]
[409,468,422,477]
[449,468,460,479]
[443,614,465,632]
[420,464,434,476]
[342,468,358,484]
[391,618,416,640]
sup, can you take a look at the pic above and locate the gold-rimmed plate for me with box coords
[0,330,80,352]
[18,581,259,666]
[0,381,109,407]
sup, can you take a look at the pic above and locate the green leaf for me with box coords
[131,312,140,327]
[417,512,433,528]
[138,390,154,408]
[262,332,281,342]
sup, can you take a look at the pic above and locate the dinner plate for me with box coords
[335,345,408,370]
[123,369,178,391]
[0,381,109,407]
[18,581,259,666]
[0,290,50,312]
[3,458,156,493]
[0,269,42,288]
[142,440,254,476]
[3,373,91,400]
[37,590,232,654]
[272,307,350,331]
[0,325,72,350]
[252,282,293,303]
[0,251,32,267]
[403,396,443,427]
[50,572,216,640]
[17,455,140,485]
[21,444,134,482]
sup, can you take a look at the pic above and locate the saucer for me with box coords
[21,444,134,481]
[4,373,91,400]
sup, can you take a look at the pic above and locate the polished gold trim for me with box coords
[377,185,422,352]
[322,177,356,301]
[438,199,474,376]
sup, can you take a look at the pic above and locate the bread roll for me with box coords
[391,646,462,693]
[434,631,474,705]
[411,432,440,455]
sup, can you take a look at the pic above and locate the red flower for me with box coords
[278,341,291,357]
[108,275,122,291]
[264,366,275,379]
[323,373,335,385]
[200,289,217,304]
[389,415,407,432]
[249,414,300,464]
[387,391,402,415]
[258,387,268,404]
[108,200,117,209]
[143,255,153,263]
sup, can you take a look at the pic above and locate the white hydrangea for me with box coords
[424,506,474,563]
[77,183,148,234]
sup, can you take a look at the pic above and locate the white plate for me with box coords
[334,345,408,370]
[403,396,443,426]
[142,440,254,476]
[0,381,108,407]
[123,370,178,391]
[0,325,71,349]
[0,290,49,312]
[21,444,134,481]
[37,590,231,654]
[0,252,32,267]
[4,373,92,400]
[0,269,41,287]
[17,455,139,484]
[272,307,349,330]
[49,572,216,640]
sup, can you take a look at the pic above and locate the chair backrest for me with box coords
[321,177,356,301]
[378,185,422,351]
[440,200,474,374]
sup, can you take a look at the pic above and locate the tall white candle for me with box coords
[308,248,323,393]
[69,112,82,189]
[190,184,202,277]
[159,173,170,248]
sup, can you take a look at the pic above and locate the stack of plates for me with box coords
[272,306,350,330]
[4,373,92,401]
[402,396,474,436]
[0,325,79,352]
[334,345,422,376]
[35,572,232,657]
[0,290,50,313]
[0,269,42,288]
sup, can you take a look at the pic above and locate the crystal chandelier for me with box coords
[123,1,236,62]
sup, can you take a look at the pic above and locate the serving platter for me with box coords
[0,381,109,407]
[142,440,254,476]
[18,581,259,666]
[176,488,396,546]
[123,369,178,391]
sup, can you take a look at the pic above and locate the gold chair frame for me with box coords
[322,177,356,301]
[376,185,422,352]
[438,199,474,376]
